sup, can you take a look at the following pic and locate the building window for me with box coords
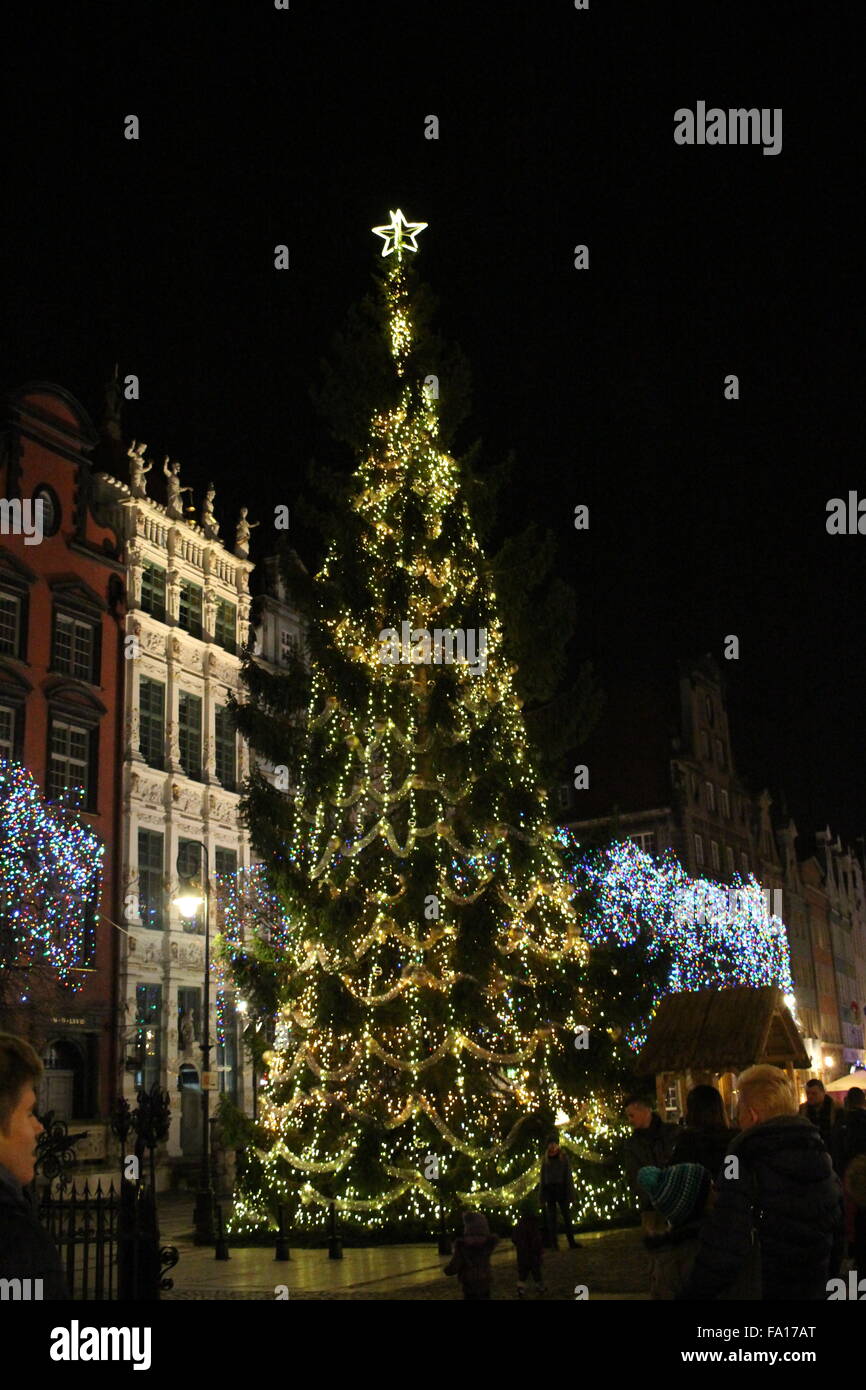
[217,994,238,1101]
[214,707,236,791]
[711,840,721,873]
[694,834,705,866]
[556,784,570,810]
[715,737,726,768]
[178,581,203,639]
[701,730,711,761]
[705,781,716,814]
[178,691,202,781]
[705,695,714,725]
[139,677,165,769]
[138,829,165,930]
[135,984,162,1093]
[0,592,22,656]
[32,485,60,536]
[53,613,97,682]
[214,599,236,654]
[725,845,735,876]
[629,831,655,853]
[177,837,203,879]
[720,788,730,819]
[664,1082,679,1117]
[280,629,298,666]
[740,852,750,877]
[215,846,238,882]
[140,562,166,621]
[48,719,93,806]
[0,705,15,760]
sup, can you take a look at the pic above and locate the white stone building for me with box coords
[93,460,255,1168]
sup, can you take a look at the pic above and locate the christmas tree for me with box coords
[228,212,656,1235]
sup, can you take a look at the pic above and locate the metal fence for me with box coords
[38,1179,178,1300]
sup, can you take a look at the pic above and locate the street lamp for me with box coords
[172,840,215,1246]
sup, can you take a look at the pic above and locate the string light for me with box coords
[225,223,642,1236]
[0,759,103,988]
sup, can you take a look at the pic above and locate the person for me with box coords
[0,1033,68,1298]
[670,1084,738,1179]
[800,1077,836,1148]
[831,1086,866,1175]
[512,1201,546,1297]
[638,1163,724,1299]
[843,1152,866,1274]
[541,1137,580,1249]
[678,1064,843,1300]
[623,1095,678,1232]
[444,1209,498,1300]
[830,1087,866,1258]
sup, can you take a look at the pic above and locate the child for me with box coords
[444,1209,498,1300]
[513,1201,546,1297]
[637,1163,712,1299]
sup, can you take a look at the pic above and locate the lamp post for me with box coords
[173,840,215,1245]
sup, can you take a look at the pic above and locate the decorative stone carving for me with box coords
[201,483,220,540]
[234,508,258,559]
[128,441,152,499]
[164,458,192,521]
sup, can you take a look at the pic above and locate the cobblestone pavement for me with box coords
[157,1197,650,1301]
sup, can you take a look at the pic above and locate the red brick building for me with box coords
[0,383,126,1120]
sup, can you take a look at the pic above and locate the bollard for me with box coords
[274,1203,291,1261]
[437,1198,451,1256]
[327,1200,343,1260]
[214,1203,230,1261]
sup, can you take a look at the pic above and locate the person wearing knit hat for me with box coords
[443,1209,499,1299]
[638,1164,711,1229]
[637,1163,713,1300]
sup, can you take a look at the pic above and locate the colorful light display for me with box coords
[0,760,104,988]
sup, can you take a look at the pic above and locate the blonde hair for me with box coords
[736,1064,798,1120]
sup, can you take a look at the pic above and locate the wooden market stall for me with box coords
[636,985,811,1123]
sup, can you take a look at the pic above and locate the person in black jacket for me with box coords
[831,1087,866,1175]
[800,1078,836,1149]
[540,1138,580,1249]
[0,1033,68,1299]
[670,1084,738,1180]
[830,1087,866,1258]
[444,1209,498,1299]
[623,1096,679,1232]
[678,1064,843,1301]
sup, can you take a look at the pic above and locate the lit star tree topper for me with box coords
[371,208,428,260]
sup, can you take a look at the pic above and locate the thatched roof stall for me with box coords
[636,986,810,1117]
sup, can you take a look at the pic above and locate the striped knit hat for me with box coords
[637,1163,710,1228]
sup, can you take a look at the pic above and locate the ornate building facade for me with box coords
[0,383,126,1124]
[93,451,255,1166]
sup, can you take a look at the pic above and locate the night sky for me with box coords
[4,2,863,844]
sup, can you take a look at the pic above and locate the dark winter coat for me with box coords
[624,1115,679,1210]
[0,1165,68,1299]
[831,1107,866,1176]
[799,1095,836,1149]
[513,1214,544,1265]
[670,1126,739,1180]
[540,1152,573,1195]
[644,1219,703,1299]
[444,1234,498,1296]
[677,1115,844,1301]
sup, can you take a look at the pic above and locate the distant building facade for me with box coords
[0,383,126,1121]
[560,653,866,1086]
